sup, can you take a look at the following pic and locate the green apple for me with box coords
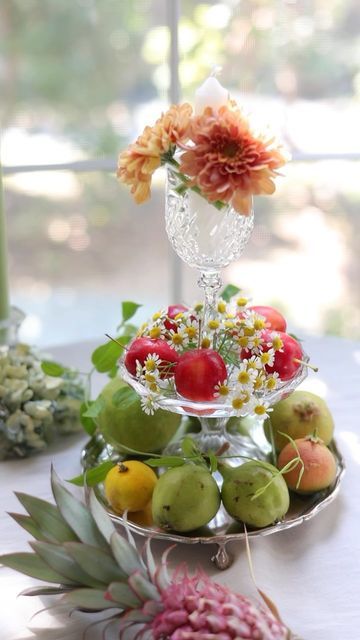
[97,378,181,454]
[264,390,334,451]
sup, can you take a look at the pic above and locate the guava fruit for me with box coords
[264,390,334,451]
[278,436,337,494]
[152,464,221,532]
[97,378,181,454]
[220,461,290,528]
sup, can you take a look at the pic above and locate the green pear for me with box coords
[97,378,181,454]
[152,464,220,532]
[221,461,290,528]
[264,390,334,451]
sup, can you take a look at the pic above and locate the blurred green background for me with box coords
[1,0,359,344]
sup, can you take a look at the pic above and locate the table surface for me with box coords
[1,335,360,639]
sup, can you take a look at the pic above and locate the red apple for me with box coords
[124,337,179,378]
[164,304,189,332]
[248,305,287,332]
[242,330,303,381]
[175,349,227,402]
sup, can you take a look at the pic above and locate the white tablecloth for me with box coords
[1,336,360,639]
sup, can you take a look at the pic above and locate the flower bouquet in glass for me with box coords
[117,75,310,458]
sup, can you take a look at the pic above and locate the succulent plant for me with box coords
[1,468,297,639]
[0,344,83,459]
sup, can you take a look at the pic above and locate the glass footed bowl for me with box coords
[119,352,309,460]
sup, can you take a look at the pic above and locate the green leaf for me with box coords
[31,541,104,588]
[122,301,142,323]
[107,581,141,608]
[107,364,119,379]
[221,284,241,302]
[8,513,50,542]
[207,451,218,473]
[68,461,115,487]
[65,542,127,584]
[63,588,119,611]
[79,402,97,435]
[128,570,159,601]
[91,340,124,373]
[144,456,185,468]
[0,552,73,584]
[50,467,108,550]
[20,586,72,597]
[110,531,144,576]
[181,436,199,458]
[82,396,105,419]
[41,361,66,377]
[14,492,78,543]
[112,385,138,409]
[88,490,116,545]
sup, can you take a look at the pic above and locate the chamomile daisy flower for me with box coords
[217,299,227,314]
[265,372,280,390]
[207,319,220,331]
[167,329,186,350]
[184,318,199,342]
[260,348,275,367]
[144,353,162,372]
[140,393,160,416]
[236,363,257,391]
[253,400,272,419]
[214,380,230,397]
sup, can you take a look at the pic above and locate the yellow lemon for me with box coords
[104,460,157,514]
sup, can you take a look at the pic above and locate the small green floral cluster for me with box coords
[0,344,84,460]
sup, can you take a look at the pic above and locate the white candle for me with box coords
[195,76,229,115]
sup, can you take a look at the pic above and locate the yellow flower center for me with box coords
[260,352,271,365]
[232,397,244,410]
[238,336,249,348]
[238,371,250,384]
[149,383,159,393]
[201,337,211,349]
[254,404,267,416]
[254,318,266,331]
[217,301,227,313]
[208,319,220,331]
[150,326,162,339]
[254,376,264,390]
[217,384,229,396]
[185,326,197,339]
[152,312,162,321]
[266,377,277,390]
[145,360,157,372]
[236,297,249,307]
[145,373,157,383]
[171,333,184,345]
[272,336,283,351]
[224,320,235,329]
[244,327,255,337]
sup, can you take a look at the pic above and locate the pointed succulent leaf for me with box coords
[107,581,142,608]
[14,492,78,543]
[50,467,107,549]
[20,586,72,597]
[88,490,116,544]
[62,588,121,611]
[144,539,156,581]
[0,552,74,584]
[128,570,160,602]
[65,542,127,584]
[110,531,144,576]
[31,541,104,588]
[8,513,51,542]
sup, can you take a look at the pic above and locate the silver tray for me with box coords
[90,439,345,570]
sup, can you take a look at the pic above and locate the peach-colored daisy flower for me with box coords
[179,104,287,215]
[117,103,192,204]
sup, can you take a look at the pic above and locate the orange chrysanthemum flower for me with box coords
[117,103,192,204]
[179,104,287,215]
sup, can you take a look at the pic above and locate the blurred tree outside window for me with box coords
[0,0,359,345]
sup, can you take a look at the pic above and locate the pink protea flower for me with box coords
[179,104,287,215]
[150,571,289,640]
